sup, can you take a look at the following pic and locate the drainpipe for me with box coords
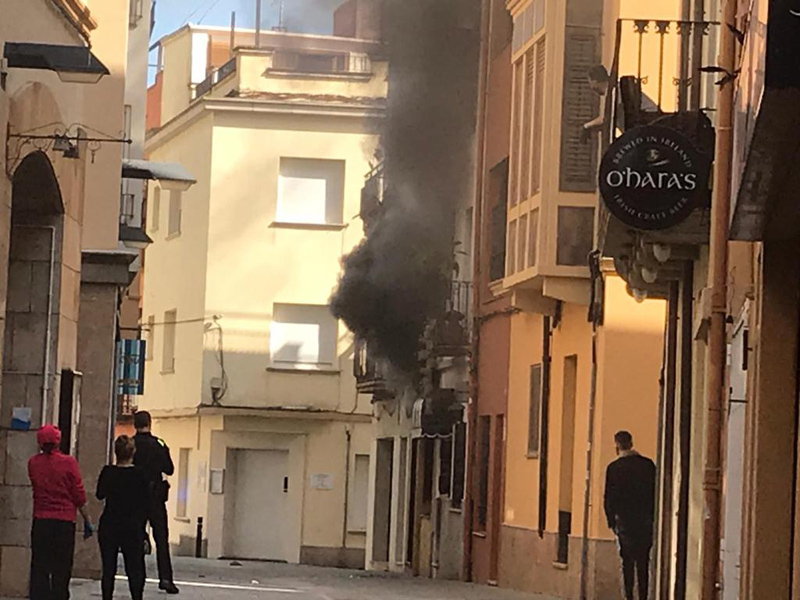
[463,0,493,582]
[343,427,352,550]
[538,316,552,537]
[700,0,735,597]
[579,321,599,600]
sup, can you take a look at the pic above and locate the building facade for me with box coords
[0,0,141,593]
[140,22,386,568]
[466,0,668,596]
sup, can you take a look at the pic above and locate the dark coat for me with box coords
[604,452,656,541]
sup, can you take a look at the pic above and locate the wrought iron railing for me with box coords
[605,18,721,139]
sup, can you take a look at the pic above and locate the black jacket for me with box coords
[133,432,174,503]
[604,452,656,539]
[96,465,148,531]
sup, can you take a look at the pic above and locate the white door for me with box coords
[232,449,291,561]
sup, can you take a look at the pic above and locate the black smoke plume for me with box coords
[331,0,481,374]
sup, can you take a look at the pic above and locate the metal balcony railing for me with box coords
[360,163,385,231]
[195,57,237,99]
[354,338,393,400]
[605,18,721,140]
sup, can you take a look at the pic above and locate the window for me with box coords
[511,35,546,204]
[509,60,524,206]
[277,158,345,225]
[270,304,337,368]
[149,187,160,233]
[129,0,144,27]
[348,454,370,532]
[476,416,491,530]
[507,220,518,275]
[528,364,543,457]
[167,190,182,237]
[489,160,509,282]
[529,208,539,267]
[162,310,177,373]
[451,422,466,509]
[439,437,453,496]
[518,214,528,271]
[176,448,190,519]
[531,38,545,195]
[556,206,594,266]
[145,315,154,361]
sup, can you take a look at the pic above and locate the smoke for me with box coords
[235,0,341,33]
[331,0,481,374]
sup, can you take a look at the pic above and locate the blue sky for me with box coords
[152,0,343,40]
[150,0,344,81]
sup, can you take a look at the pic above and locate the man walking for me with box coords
[604,431,656,600]
[134,411,179,594]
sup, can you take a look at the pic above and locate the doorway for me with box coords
[231,449,291,561]
[373,438,394,564]
[556,355,578,565]
[722,317,748,600]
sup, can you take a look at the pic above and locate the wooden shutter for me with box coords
[559,28,600,192]
[531,38,545,194]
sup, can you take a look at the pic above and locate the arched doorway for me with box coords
[3,151,65,432]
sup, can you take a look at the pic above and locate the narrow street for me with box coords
[62,558,558,600]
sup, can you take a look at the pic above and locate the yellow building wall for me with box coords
[160,32,195,125]
[203,110,379,411]
[504,275,665,540]
[237,51,389,99]
[593,275,665,539]
[141,114,214,414]
[80,0,128,251]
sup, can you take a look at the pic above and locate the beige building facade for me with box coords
[140,24,386,567]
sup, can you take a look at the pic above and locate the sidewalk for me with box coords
[46,557,561,600]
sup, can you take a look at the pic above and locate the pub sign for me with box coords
[599,125,710,230]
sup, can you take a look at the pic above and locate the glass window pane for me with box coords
[556,207,594,266]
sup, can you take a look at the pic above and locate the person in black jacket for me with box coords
[97,435,148,600]
[604,430,656,600]
[133,411,179,594]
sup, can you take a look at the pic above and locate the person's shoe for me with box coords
[159,581,180,594]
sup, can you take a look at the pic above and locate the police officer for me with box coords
[133,411,179,595]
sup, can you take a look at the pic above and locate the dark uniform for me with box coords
[133,432,175,587]
[604,452,656,600]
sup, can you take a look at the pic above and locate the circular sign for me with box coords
[599,125,709,230]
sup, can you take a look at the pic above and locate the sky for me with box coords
[152,0,343,40]
[150,0,344,82]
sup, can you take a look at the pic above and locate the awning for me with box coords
[4,42,108,83]
[121,159,196,190]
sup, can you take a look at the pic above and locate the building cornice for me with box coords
[148,405,372,423]
[49,0,97,41]
[147,96,385,153]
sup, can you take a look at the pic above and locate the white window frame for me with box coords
[167,190,182,238]
[276,158,345,226]
[269,304,338,370]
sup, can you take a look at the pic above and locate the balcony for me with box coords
[597,18,721,298]
[360,163,385,234]
[354,338,393,401]
[426,281,472,358]
[195,57,237,99]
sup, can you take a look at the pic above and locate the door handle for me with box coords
[283,476,289,493]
